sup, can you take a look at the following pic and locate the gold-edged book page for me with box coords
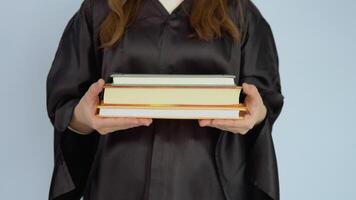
[96,103,247,111]
[95,115,246,120]
[102,86,242,105]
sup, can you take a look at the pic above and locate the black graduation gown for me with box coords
[46,0,284,200]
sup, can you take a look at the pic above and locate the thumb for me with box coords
[84,79,105,105]
[242,83,259,107]
[242,83,254,95]
[242,83,259,99]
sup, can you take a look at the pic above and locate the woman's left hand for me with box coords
[198,83,267,135]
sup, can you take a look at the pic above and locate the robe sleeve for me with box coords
[46,0,101,199]
[238,10,284,200]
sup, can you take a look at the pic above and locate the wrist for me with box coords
[69,106,94,135]
[69,120,94,135]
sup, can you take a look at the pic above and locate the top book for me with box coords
[110,73,237,86]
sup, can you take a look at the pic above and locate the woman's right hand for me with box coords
[69,79,153,135]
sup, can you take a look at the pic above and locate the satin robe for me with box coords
[46,0,284,199]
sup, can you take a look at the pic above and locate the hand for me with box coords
[198,83,267,135]
[69,78,153,135]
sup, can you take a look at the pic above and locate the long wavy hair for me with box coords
[99,0,245,49]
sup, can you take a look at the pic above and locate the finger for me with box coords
[210,119,242,128]
[244,96,258,117]
[243,83,263,116]
[85,79,105,105]
[97,118,153,134]
[207,122,251,135]
[200,122,243,133]
[242,83,259,98]
[111,117,152,127]
[110,122,149,133]
[93,117,138,130]
[198,119,212,127]
[207,114,255,130]
[94,117,152,129]
[136,118,153,126]
[242,83,261,106]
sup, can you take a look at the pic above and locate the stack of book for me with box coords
[96,73,247,119]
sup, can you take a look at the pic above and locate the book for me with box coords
[111,73,237,86]
[97,104,247,119]
[102,85,242,105]
[96,74,247,119]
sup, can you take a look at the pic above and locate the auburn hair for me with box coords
[99,0,245,49]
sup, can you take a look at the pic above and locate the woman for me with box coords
[46,0,284,199]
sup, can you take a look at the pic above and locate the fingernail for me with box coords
[98,79,105,85]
